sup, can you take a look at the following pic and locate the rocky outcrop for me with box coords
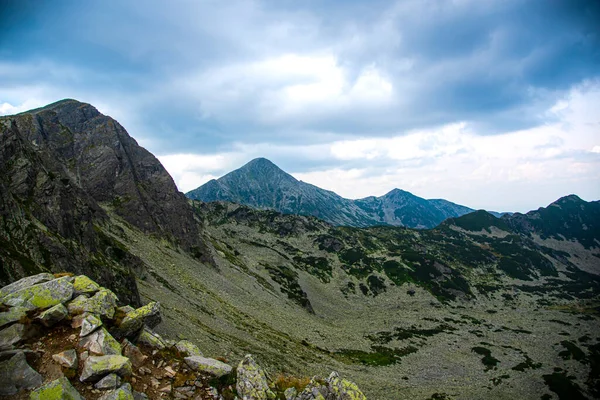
[294,372,367,400]
[0,272,368,399]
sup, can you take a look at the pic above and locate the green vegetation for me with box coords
[542,371,586,400]
[558,341,586,362]
[471,346,499,371]
[335,345,418,366]
[263,264,313,312]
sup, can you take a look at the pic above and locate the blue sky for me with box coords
[1,0,599,211]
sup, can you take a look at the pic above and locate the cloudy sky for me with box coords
[1,0,599,212]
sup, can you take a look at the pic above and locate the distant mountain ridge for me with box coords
[186,158,504,229]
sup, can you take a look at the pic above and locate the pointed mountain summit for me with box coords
[187,158,492,228]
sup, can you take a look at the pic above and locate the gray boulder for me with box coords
[0,306,29,328]
[136,326,167,349]
[185,355,232,378]
[72,275,101,296]
[0,273,54,300]
[80,355,132,382]
[295,372,367,400]
[122,339,147,367]
[174,339,203,357]
[79,327,122,355]
[0,323,26,350]
[52,349,78,369]
[30,376,84,400]
[80,313,103,336]
[98,383,134,400]
[114,301,161,339]
[0,351,43,395]
[236,354,275,400]
[2,276,74,311]
[37,303,68,327]
[95,373,121,390]
[67,289,117,319]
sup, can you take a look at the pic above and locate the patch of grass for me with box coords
[334,345,418,366]
[273,375,311,398]
[558,341,586,362]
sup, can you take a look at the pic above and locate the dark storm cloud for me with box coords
[0,0,598,153]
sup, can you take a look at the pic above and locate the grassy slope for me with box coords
[103,202,599,400]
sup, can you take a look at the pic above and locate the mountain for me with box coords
[0,99,210,303]
[187,158,501,228]
[1,100,599,400]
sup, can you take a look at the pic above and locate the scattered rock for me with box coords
[0,351,43,395]
[133,391,150,400]
[122,338,148,367]
[67,289,118,319]
[80,355,132,382]
[236,354,275,400]
[164,365,177,377]
[114,301,161,339]
[95,373,121,390]
[2,276,74,311]
[30,376,84,400]
[98,383,134,400]
[295,372,366,400]
[37,303,68,327]
[185,355,232,378]
[80,327,122,355]
[0,273,55,300]
[73,275,101,296]
[284,387,297,400]
[137,326,167,349]
[175,340,203,357]
[0,306,29,328]
[80,314,103,336]
[52,349,78,369]
[0,322,26,350]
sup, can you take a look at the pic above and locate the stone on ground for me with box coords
[114,301,161,339]
[80,327,122,355]
[0,322,26,350]
[0,273,54,300]
[80,314,103,337]
[80,355,132,382]
[3,277,74,311]
[122,339,147,367]
[174,339,203,357]
[67,289,117,319]
[72,275,101,296]
[236,354,275,400]
[98,383,134,400]
[52,349,78,369]
[136,326,167,349]
[0,306,29,328]
[184,355,232,378]
[30,376,84,400]
[0,351,43,395]
[37,303,68,327]
[95,373,121,390]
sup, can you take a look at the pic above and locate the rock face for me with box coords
[0,99,214,304]
[186,158,498,228]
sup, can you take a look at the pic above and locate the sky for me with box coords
[1,0,599,212]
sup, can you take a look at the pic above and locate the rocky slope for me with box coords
[0,273,365,399]
[0,100,211,304]
[1,100,599,399]
[186,158,504,229]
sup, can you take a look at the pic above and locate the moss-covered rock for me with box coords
[98,383,134,400]
[114,301,161,339]
[0,306,28,328]
[184,355,232,378]
[295,372,366,400]
[73,275,101,296]
[37,303,68,327]
[80,355,132,382]
[0,322,26,350]
[80,313,103,336]
[0,273,54,300]
[29,376,84,400]
[0,351,43,396]
[3,277,74,311]
[136,326,167,349]
[80,327,122,355]
[67,288,117,319]
[236,354,275,400]
[174,339,203,357]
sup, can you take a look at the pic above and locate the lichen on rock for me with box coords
[3,276,74,311]
[29,376,84,400]
[236,354,276,400]
[80,354,132,382]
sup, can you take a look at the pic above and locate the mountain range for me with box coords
[1,100,599,400]
[186,157,505,229]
